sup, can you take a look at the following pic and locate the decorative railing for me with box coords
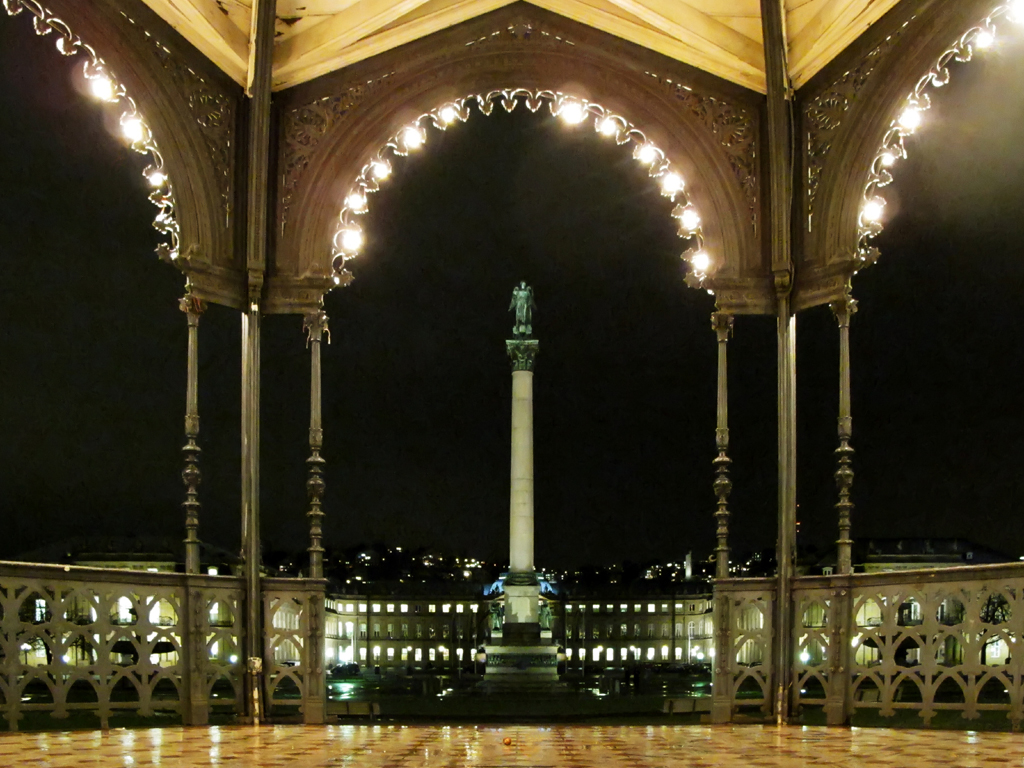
[791,563,1024,727]
[0,561,243,730]
[262,578,326,722]
[711,577,774,722]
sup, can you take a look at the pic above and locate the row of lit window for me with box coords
[566,621,709,640]
[566,602,706,615]
[565,645,711,662]
[326,601,480,615]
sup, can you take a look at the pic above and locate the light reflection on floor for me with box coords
[0,724,1021,766]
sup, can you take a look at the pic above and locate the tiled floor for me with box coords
[0,724,1021,766]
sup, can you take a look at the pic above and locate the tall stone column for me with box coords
[831,292,857,575]
[303,310,329,580]
[504,281,540,632]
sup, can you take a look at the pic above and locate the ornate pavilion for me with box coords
[3,0,1023,731]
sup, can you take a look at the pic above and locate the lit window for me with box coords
[647,647,655,661]
[620,604,627,613]
[429,649,436,662]
[359,647,367,660]
[386,604,395,614]
[346,604,354,613]
[358,604,367,612]
[593,604,601,613]
[648,604,656,613]
[471,604,478,613]
[606,648,614,662]
[661,646,669,660]
[387,648,395,660]
[456,605,464,614]
[634,605,641,613]
[207,566,219,576]
[415,649,422,662]
[566,605,573,613]
[675,604,683,611]
[371,604,380,613]
[442,604,451,614]
[566,649,574,659]
[429,604,436,613]
[372,646,380,659]
[400,604,408,613]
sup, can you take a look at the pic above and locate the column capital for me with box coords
[830,294,858,327]
[303,309,330,344]
[506,339,539,372]
[178,293,206,324]
[711,311,734,341]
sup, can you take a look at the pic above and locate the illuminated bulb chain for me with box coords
[4,0,179,263]
[857,2,1019,267]
[331,89,709,282]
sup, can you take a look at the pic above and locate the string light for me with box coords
[862,198,885,223]
[345,192,367,212]
[371,161,391,180]
[598,117,619,137]
[402,126,424,150]
[340,229,363,253]
[635,144,658,165]
[439,105,458,125]
[879,152,896,168]
[147,170,166,187]
[660,172,684,196]
[975,29,995,48]
[691,251,710,272]
[558,100,586,125]
[898,105,922,132]
[680,208,701,231]
[89,73,114,102]
[121,116,144,143]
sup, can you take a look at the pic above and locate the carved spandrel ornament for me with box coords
[804,21,911,227]
[643,72,758,228]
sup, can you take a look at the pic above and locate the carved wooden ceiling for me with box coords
[139,0,902,93]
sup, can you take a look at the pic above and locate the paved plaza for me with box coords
[0,724,1022,767]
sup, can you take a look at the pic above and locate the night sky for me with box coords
[3,13,1024,569]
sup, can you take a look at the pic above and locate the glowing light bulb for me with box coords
[333,275,341,285]
[661,172,684,195]
[636,144,658,165]
[402,126,424,150]
[559,101,586,125]
[599,117,618,136]
[371,161,391,180]
[879,152,896,168]
[341,229,363,252]
[862,198,885,223]
[90,74,114,101]
[799,651,810,664]
[345,192,367,212]
[898,106,921,132]
[1010,0,1024,23]
[975,29,994,49]
[691,251,710,272]
[122,116,144,143]
[681,208,701,231]
[439,105,458,124]
[148,170,166,187]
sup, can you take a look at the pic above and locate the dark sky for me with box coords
[3,14,1024,569]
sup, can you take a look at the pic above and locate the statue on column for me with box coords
[509,281,536,338]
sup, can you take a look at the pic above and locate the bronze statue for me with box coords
[509,281,536,338]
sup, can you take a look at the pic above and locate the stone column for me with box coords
[179,289,205,575]
[504,338,540,628]
[831,293,857,575]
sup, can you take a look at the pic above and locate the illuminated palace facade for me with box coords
[5,0,1024,731]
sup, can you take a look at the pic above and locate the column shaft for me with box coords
[712,312,734,579]
[774,306,797,725]
[304,311,328,579]
[509,369,534,574]
[180,292,205,575]
[831,294,857,575]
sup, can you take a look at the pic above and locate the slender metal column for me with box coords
[303,310,329,579]
[180,289,205,575]
[760,0,798,725]
[241,0,275,724]
[775,307,797,724]
[712,312,734,579]
[831,293,857,575]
